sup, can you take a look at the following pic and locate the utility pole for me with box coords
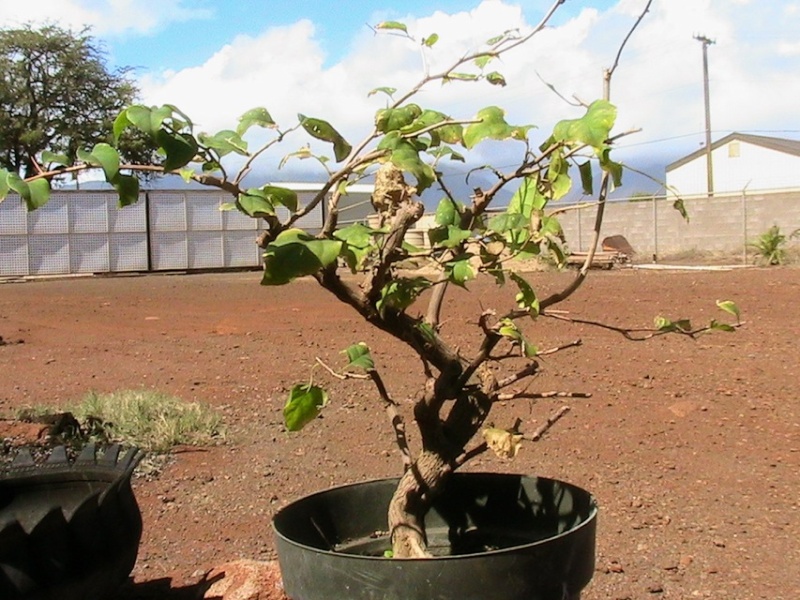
[695,34,715,197]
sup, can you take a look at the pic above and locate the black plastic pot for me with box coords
[0,444,144,600]
[273,473,597,600]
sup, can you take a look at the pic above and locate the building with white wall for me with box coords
[666,133,800,195]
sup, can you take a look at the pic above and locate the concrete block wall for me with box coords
[559,188,800,260]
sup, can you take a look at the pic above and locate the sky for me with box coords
[2,0,799,196]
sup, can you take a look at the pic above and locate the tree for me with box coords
[0,0,739,561]
[0,24,151,177]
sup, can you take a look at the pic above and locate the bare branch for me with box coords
[605,0,653,86]
[526,406,571,441]
[233,124,301,186]
[497,391,590,401]
[496,362,539,390]
[542,312,744,341]
[536,338,583,356]
[314,358,412,469]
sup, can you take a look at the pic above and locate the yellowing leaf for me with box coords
[482,427,523,459]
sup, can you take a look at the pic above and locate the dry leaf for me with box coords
[482,427,523,459]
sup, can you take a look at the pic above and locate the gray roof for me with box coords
[666,132,800,172]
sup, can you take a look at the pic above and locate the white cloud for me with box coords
[778,41,800,56]
[12,0,794,181]
[133,0,800,178]
[0,0,211,36]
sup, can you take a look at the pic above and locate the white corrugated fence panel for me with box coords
[0,235,28,276]
[151,231,188,270]
[224,230,261,267]
[29,234,70,275]
[110,233,149,271]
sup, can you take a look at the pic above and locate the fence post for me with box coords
[741,188,748,265]
[652,194,658,263]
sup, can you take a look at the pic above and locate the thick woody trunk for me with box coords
[387,449,450,558]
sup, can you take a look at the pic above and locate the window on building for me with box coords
[728,140,740,158]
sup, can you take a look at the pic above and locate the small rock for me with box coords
[606,561,625,573]
[203,559,285,600]
[646,584,664,593]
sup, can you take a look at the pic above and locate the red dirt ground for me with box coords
[1,266,798,599]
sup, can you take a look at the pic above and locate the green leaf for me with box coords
[334,223,375,272]
[709,320,736,333]
[423,33,439,47]
[434,198,462,227]
[375,21,408,33]
[539,215,563,239]
[654,316,674,331]
[375,104,422,133]
[111,174,140,208]
[156,130,199,171]
[716,300,740,320]
[463,107,531,149]
[508,176,546,218]
[121,104,173,138]
[444,72,480,82]
[578,161,593,195]
[485,72,507,87]
[522,339,538,358]
[474,55,494,69]
[7,174,51,211]
[428,225,471,249]
[367,87,397,98]
[488,212,527,234]
[343,342,374,371]
[545,151,571,200]
[377,132,436,193]
[199,130,248,156]
[299,114,352,162]
[427,146,465,163]
[673,198,690,223]
[510,273,539,317]
[0,169,9,201]
[91,143,121,181]
[26,179,51,211]
[236,107,276,136]
[600,150,623,189]
[279,146,314,169]
[283,384,327,431]
[497,318,536,357]
[238,194,274,218]
[498,318,522,341]
[335,222,374,247]
[239,186,298,217]
[553,99,616,151]
[447,257,475,287]
[377,277,431,315]
[397,110,463,147]
[41,151,70,166]
[261,229,343,286]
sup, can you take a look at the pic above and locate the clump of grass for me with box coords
[70,389,225,453]
[748,225,799,266]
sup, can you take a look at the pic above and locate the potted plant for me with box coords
[0,2,740,598]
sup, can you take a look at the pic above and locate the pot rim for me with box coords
[272,472,598,561]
